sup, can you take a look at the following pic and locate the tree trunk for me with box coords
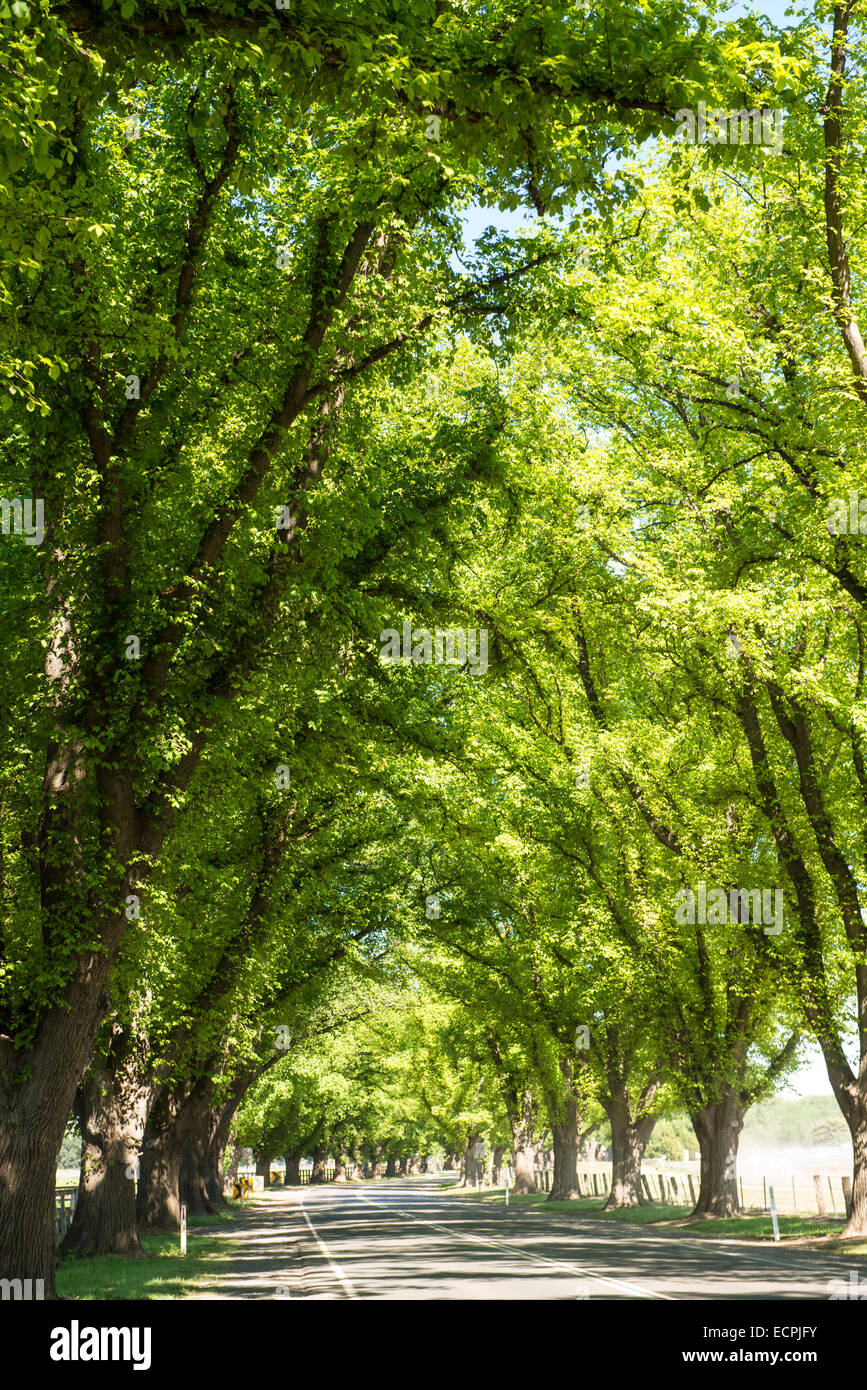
[485,1034,543,1197]
[255,1152,273,1189]
[284,1153,301,1185]
[208,1070,261,1205]
[385,1154,397,1178]
[136,1127,185,1230]
[511,1141,539,1196]
[61,1035,150,1256]
[0,914,127,1292]
[844,1104,867,1235]
[492,1144,506,1186]
[205,1104,234,1207]
[603,1099,656,1209]
[332,1153,347,1182]
[549,1101,583,1201]
[459,1134,481,1187]
[310,1146,328,1183]
[180,1126,214,1214]
[690,1091,746,1217]
[136,1078,214,1230]
[508,1091,541,1196]
[816,1045,867,1236]
[136,1094,189,1234]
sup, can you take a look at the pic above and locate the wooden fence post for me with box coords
[813,1175,827,1217]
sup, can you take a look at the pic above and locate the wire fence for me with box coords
[525,1164,853,1217]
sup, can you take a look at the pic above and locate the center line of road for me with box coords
[299,1194,357,1298]
[355,1192,673,1299]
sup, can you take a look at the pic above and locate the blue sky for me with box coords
[460,0,814,251]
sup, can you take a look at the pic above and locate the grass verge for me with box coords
[442,1185,867,1250]
[56,1206,242,1300]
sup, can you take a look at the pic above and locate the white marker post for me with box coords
[180,1204,187,1256]
[768,1186,780,1242]
[505,1176,510,1206]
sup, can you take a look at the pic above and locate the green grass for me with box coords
[55,1206,239,1300]
[444,1185,864,1246]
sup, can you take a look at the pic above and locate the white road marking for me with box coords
[355,1190,673,1299]
[298,1194,356,1297]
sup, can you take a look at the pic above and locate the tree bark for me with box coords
[459,1134,481,1187]
[136,1077,214,1230]
[61,1031,150,1256]
[604,1111,656,1209]
[602,1083,658,1210]
[136,1124,185,1230]
[255,1152,274,1189]
[549,1101,583,1201]
[385,1154,397,1178]
[180,1124,216,1214]
[0,908,129,1291]
[690,1090,746,1217]
[205,1103,235,1207]
[485,1035,543,1196]
[492,1144,506,1186]
[310,1146,328,1183]
[508,1091,542,1196]
[511,1140,540,1195]
[844,1102,867,1235]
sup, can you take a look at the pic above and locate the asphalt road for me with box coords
[195,1176,867,1300]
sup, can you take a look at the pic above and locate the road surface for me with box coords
[192,1176,866,1299]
